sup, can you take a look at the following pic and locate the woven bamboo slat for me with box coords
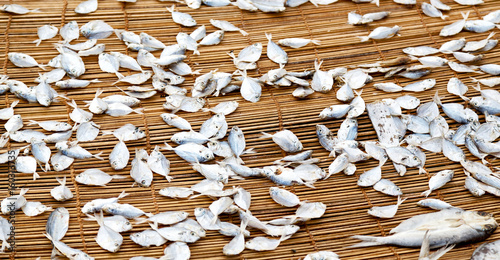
[0,0,499,259]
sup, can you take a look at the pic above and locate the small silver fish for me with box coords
[421,2,447,20]
[8,52,46,70]
[130,229,167,247]
[1,188,28,215]
[159,187,193,199]
[75,0,98,14]
[50,151,74,171]
[373,179,403,196]
[22,201,52,217]
[76,169,125,186]
[60,21,79,43]
[148,145,171,181]
[368,196,406,218]
[261,129,303,153]
[278,38,320,48]
[81,20,114,39]
[269,187,301,207]
[94,212,123,252]
[81,191,128,214]
[358,25,400,42]
[1,4,40,14]
[50,177,73,201]
[167,5,197,27]
[265,33,288,64]
[440,11,469,37]
[102,202,150,219]
[33,25,58,46]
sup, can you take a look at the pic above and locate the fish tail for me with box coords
[348,235,384,248]
[311,39,321,45]
[470,77,479,83]
[239,29,248,36]
[134,217,148,224]
[165,175,173,182]
[38,64,48,71]
[421,190,432,197]
[91,79,102,83]
[259,132,273,139]
[83,213,97,221]
[430,244,456,260]
[27,120,38,126]
[94,211,105,226]
[461,11,470,20]
[111,174,127,180]
[166,4,175,13]
[30,8,42,13]
[265,32,272,41]
[162,142,174,151]
[419,167,427,175]
[440,15,448,20]
[93,151,104,160]
[148,221,159,231]
[371,0,379,6]
[115,72,124,79]
[33,39,42,46]
[56,176,66,186]
[357,36,370,42]
[191,69,201,75]
[432,91,442,106]
[133,107,144,114]
[44,162,51,172]
[304,181,316,189]
[33,172,40,180]
[242,148,256,155]
[117,190,129,199]
[460,95,469,102]
[309,0,319,7]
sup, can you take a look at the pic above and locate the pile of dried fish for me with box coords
[1,0,500,259]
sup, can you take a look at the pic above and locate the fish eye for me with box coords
[141,180,146,185]
[477,211,489,217]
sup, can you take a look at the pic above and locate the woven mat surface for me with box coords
[0,0,500,259]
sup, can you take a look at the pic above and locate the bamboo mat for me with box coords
[0,0,500,259]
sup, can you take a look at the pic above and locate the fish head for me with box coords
[463,210,498,232]
[469,97,484,108]
[316,125,329,136]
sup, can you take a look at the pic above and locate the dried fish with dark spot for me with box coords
[81,20,114,40]
[167,5,197,27]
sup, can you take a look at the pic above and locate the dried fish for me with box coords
[50,177,73,201]
[358,26,400,42]
[33,25,58,46]
[167,5,197,27]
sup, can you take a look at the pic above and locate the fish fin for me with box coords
[165,175,173,182]
[461,11,470,20]
[420,190,432,198]
[162,142,174,151]
[259,132,273,139]
[193,50,200,56]
[460,95,469,102]
[84,214,97,221]
[472,82,481,92]
[432,90,441,106]
[166,4,175,13]
[56,176,66,186]
[419,230,431,259]
[94,211,105,226]
[101,129,113,136]
[117,190,129,199]
[111,174,127,180]
[440,15,448,20]
[37,64,47,71]
[148,221,159,231]
[348,235,384,248]
[309,0,319,7]
[115,72,124,79]
[470,77,479,83]
[27,120,39,126]
[311,39,321,45]
[134,217,148,224]
[133,107,144,114]
[90,79,101,83]
[357,36,370,42]
[304,181,316,189]
[242,148,256,155]
[10,99,19,108]
[201,108,212,113]
[145,213,155,218]
[19,188,29,196]
[397,196,407,206]
[44,162,51,172]
[33,39,42,46]
[429,244,455,260]
[239,29,248,36]
[33,172,40,180]
[265,32,272,41]
[30,8,42,13]
[371,0,379,6]
[92,151,104,160]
